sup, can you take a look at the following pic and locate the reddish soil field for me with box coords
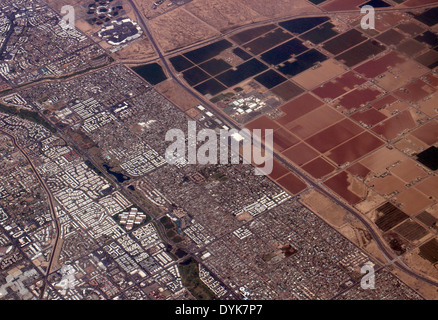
[338,88,381,111]
[312,71,366,100]
[282,142,319,166]
[394,79,436,102]
[347,162,370,179]
[411,120,438,146]
[285,105,344,139]
[276,173,307,195]
[271,127,300,152]
[302,157,336,179]
[245,115,281,131]
[372,109,416,140]
[305,118,363,153]
[267,159,289,180]
[424,73,438,87]
[354,52,406,79]
[350,108,388,126]
[324,171,363,205]
[371,95,398,110]
[276,93,323,125]
[374,13,405,32]
[321,0,365,11]
[326,132,385,165]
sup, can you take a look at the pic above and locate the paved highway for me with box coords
[127,0,438,291]
[0,128,61,299]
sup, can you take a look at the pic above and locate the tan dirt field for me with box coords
[354,189,386,214]
[376,60,429,92]
[300,190,387,264]
[394,188,434,215]
[148,7,220,52]
[390,265,438,300]
[360,147,405,176]
[184,0,264,32]
[292,60,346,90]
[369,174,407,196]
[415,176,438,200]
[418,92,438,117]
[155,79,201,111]
[390,158,429,184]
[112,38,156,62]
[240,0,321,19]
[394,134,430,156]
[300,189,349,228]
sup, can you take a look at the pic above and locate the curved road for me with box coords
[127,0,438,291]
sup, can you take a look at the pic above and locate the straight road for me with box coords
[0,128,61,298]
[127,0,438,290]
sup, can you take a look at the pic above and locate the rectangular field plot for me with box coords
[375,202,409,232]
[302,157,336,179]
[194,78,227,96]
[300,22,339,45]
[354,51,406,79]
[277,49,327,77]
[244,28,293,55]
[415,49,438,69]
[376,29,406,46]
[312,71,366,100]
[182,66,210,86]
[337,87,382,111]
[350,108,387,127]
[326,131,384,165]
[260,38,308,66]
[419,238,438,263]
[254,70,288,89]
[416,147,438,171]
[410,7,438,27]
[232,47,252,61]
[395,220,428,242]
[271,80,305,101]
[415,31,438,47]
[335,40,386,68]
[230,24,277,45]
[279,17,330,35]
[169,55,194,72]
[270,128,300,152]
[216,58,268,87]
[416,211,438,228]
[183,40,232,64]
[321,0,367,11]
[199,59,232,76]
[276,173,307,195]
[322,29,367,55]
[305,118,363,153]
[282,142,319,166]
[283,105,344,139]
[292,59,345,90]
[372,109,418,141]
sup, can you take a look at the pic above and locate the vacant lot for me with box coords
[185,0,264,32]
[149,7,219,52]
